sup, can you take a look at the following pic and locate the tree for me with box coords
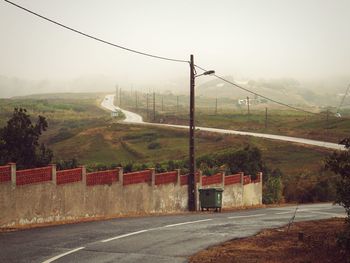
[197,145,264,178]
[196,146,283,204]
[0,108,53,168]
[263,168,283,204]
[326,138,350,252]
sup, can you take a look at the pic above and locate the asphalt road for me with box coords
[0,203,345,263]
[101,94,346,151]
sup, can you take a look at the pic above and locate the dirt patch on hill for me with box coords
[189,218,349,263]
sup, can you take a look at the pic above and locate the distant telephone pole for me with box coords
[161,96,164,111]
[326,108,329,140]
[247,96,250,115]
[215,98,218,115]
[146,93,149,119]
[265,107,268,129]
[177,96,179,113]
[115,85,119,105]
[135,91,138,110]
[153,92,156,121]
[119,88,122,107]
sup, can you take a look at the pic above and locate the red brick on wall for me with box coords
[155,171,177,185]
[57,168,83,185]
[202,173,222,186]
[180,172,200,186]
[123,170,152,186]
[86,169,119,186]
[0,165,11,183]
[16,166,52,186]
[180,174,188,185]
[224,174,241,185]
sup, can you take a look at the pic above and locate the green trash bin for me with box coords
[199,188,224,212]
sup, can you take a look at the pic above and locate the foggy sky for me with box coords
[1,0,350,89]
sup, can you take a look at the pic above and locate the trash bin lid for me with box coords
[199,187,223,192]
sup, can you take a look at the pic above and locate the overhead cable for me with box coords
[4,0,189,63]
[195,64,318,115]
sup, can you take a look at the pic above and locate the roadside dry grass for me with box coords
[189,218,349,263]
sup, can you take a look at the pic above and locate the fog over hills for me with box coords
[0,74,192,99]
[0,75,117,98]
[1,73,348,109]
[197,76,349,107]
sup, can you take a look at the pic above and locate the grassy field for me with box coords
[0,92,340,202]
[0,92,118,146]
[49,120,333,203]
[0,92,334,175]
[49,120,332,180]
[117,90,350,143]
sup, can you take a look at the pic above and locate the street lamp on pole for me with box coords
[188,54,215,211]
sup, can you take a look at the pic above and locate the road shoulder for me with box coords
[189,218,348,263]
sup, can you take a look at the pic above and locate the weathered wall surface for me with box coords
[243,182,262,206]
[223,183,244,207]
[0,164,262,228]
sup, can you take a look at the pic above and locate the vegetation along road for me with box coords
[102,94,346,151]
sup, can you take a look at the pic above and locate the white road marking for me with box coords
[164,219,213,228]
[308,211,346,218]
[102,219,213,243]
[275,211,293,215]
[228,213,266,219]
[42,247,85,263]
[101,229,149,243]
[275,208,309,215]
[42,219,213,262]
[40,206,345,262]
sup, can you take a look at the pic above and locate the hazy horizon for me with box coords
[1,0,350,96]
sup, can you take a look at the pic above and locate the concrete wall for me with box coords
[223,183,244,207]
[243,183,263,206]
[0,165,262,228]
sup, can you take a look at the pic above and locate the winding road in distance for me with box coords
[101,94,346,151]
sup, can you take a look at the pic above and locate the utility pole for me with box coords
[115,85,119,106]
[247,96,250,115]
[189,54,196,212]
[119,88,122,107]
[326,108,329,140]
[265,107,268,129]
[135,91,138,110]
[161,96,164,111]
[146,93,149,119]
[177,96,179,113]
[215,97,218,115]
[153,92,156,121]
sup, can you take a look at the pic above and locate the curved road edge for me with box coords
[101,94,345,151]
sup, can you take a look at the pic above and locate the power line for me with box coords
[4,0,189,64]
[195,64,318,115]
[3,0,338,116]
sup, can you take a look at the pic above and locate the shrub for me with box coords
[49,128,75,144]
[326,138,350,253]
[263,169,283,204]
[56,158,79,170]
[148,142,161,150]
[0,108,53,168]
